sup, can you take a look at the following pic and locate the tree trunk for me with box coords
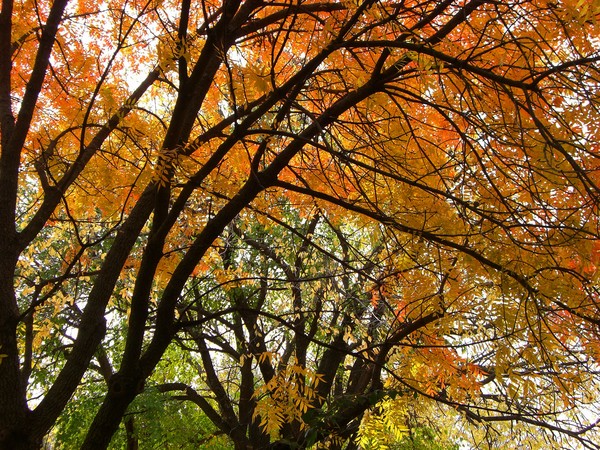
[0,258,34,449]
[0,334,33,449]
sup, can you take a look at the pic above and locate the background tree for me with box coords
[1,0,600,449]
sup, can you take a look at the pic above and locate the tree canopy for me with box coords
[1,0,600,448]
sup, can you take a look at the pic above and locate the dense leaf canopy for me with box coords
[1,0,600,448]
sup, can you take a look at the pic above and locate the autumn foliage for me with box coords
[1,0,600,448]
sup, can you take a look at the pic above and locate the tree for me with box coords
[1,0,600,448]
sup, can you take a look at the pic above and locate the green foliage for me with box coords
[53,387,228,449]
[53,388,104,448]
[390,428,460,450]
